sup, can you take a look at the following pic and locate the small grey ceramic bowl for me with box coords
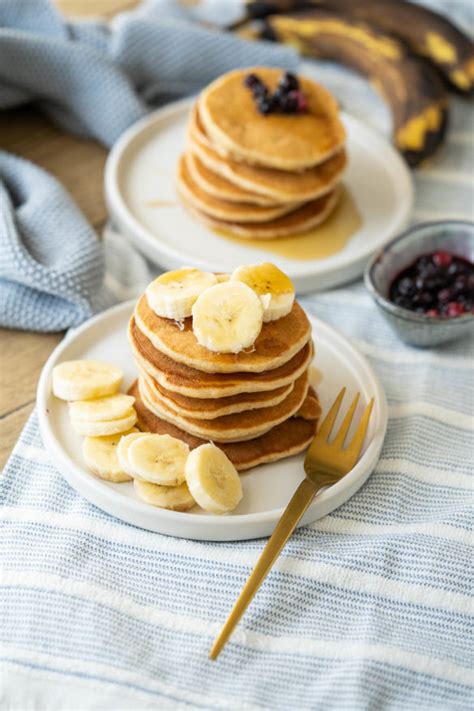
[365,220,474,347]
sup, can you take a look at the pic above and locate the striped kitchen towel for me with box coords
[1,275,473,710]
[1,2,474,710]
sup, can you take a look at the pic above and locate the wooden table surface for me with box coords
[0,1,140,469]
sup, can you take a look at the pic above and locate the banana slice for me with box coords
[82,427,138,482]
[231,263,295,322]
[71,409,137,436]
[53,360,123,401]
[134,479,196,511]
[192,281,263,354]
[184,443,242,514]
[127,433,189,485]
[69,394,135,422]
[117,431,148,474]
[146,268,218,320]
[215,273,230,283]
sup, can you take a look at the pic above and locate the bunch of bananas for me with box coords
[235,0,473,166]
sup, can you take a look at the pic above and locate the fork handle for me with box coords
[209,477,318,660]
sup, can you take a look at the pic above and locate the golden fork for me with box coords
[209,387,374,660]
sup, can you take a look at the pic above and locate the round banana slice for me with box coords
[52,360,123,401]
[146,267,218,320]
[192,281,263,354]
[82,427,138,482]
[69,394,135,422]
[117,431,148,474]
[232,263,295,322]
[127,433,189,485]
[184,443,242,514]
[71,409,137,436]
[134,479,196,511]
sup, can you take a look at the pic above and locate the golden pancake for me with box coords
[188,104,347,202]
[182,187,340,239]
[130,381,319,471]
[177,155,300,223]
[134,297,312,374]
[139,370,309,442]
[198,68,346,170]
[141,369,294,419]
[186,151,279,206]
[129,318,314,398]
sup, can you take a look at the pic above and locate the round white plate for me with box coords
[105,97,413,294]
[37,301,387,541]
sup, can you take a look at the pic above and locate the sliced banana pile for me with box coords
[52,359,243,514]
[53,360,137,436]
[145,262,295,354]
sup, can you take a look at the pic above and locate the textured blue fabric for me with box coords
[0,0,297,332]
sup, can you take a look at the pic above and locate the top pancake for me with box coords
[188,104,347,202]
[198,68,346,171]
[134,295,312,374]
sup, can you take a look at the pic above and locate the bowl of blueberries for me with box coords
[365,220,474,347]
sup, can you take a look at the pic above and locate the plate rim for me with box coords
[37,300,388,537]
[104,97,414,286]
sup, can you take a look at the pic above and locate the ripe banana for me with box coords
[192,281,263,353]
[127,433,189,485]
[117,431,148,473]
[236,4,452,166]
[134,479,196,512]
[184,443,243,514]
[146,267,218,320]
[82,427,138,482]
[69,394,135,422]
[231,263,295,322]
[53,360,123,401]
[71,409,137,437]
[245,0,474,93]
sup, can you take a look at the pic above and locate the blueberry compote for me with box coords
[389,252,474,317]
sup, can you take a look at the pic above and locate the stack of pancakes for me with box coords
[177,67,347,239]
[128,291,321,471]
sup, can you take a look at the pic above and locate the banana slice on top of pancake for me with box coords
[146,267,218,320]
[231,263,295,322]
[192,281,264,354]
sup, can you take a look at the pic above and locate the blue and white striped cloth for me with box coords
[1,1,474,709]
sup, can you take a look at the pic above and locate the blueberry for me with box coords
[279,72,299,92]
[258,97,276,114]
[278,93,298,113]
[398,277,415,296]
[438,287,452,302]
[244,73,261,89]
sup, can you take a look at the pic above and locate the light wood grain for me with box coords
[1,0,132,470]
[0,405,36,471]
[0,330,63,418]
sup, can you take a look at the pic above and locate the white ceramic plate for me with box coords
[105,97,413,293]
[37,301,387,541]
